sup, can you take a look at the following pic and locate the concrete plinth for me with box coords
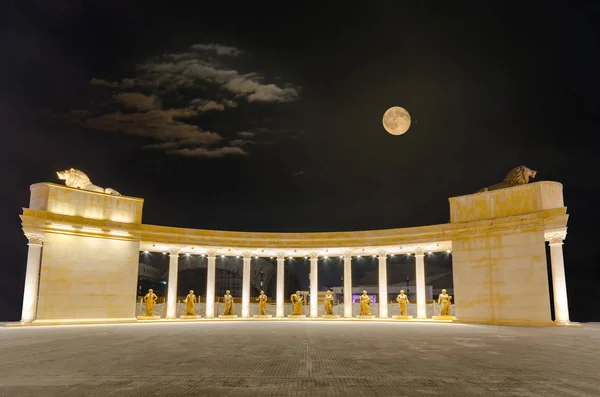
[136,316,161,321]
[356,315,375,320]
[322,315,340,319]
[392,315,413,320]
[253,314,272,318]
[180,315,200,320]
[288,315,306,318]
[433,316,456,321]
[218,315,238,319]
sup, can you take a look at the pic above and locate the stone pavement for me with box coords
[0,321,598,396]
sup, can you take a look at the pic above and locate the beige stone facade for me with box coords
[19,181,571,326]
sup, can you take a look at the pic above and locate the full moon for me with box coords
[382,106,411,135]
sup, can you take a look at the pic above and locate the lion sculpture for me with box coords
[477,166,537,193]
[56,168,121,196]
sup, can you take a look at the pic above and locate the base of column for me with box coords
[180,315,200,320]
[136,316,161,321]
[555,321,582,327]
[322,314,340,319]
[253,314,272,318]
[356,315,375,319]
[392,315,413,320]
[218,315,238,319]
[433,316,456,321]
[287,314,306,318]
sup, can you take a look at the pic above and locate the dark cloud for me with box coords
[115,92,160,111]
[190,43,243,56]
[167,146,247,157]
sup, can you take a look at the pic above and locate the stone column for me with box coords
[549,233,570,324]
[378,250,388,318]
[276,253,285,318]
[242,252,251,318]
[343,253,352,318]
[415,248,426,319]
[310,253,318,318]
[166,248,180,319]
[205,250,217,318]
[21,232,44,323]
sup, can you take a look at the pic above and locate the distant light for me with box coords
[162,252,167,255]
[390,254,395,257]
[236,256,240,258]
[406,253,412,256]
[254,256,258,259]
[339,255,343,258]
[221,255,225,258]
[82,227,102,233]
[143,250,149,254]
[270,256,274,259]
[372,255,376,258]
[447,250,452,253]
[427,251,433,255]
[186,253,190,256]
[304,256,308,259]
[109,230,130,236]
[201,254,206,257]
[324,256,328,259]
[50,223,75,231]
[289,257,293,260]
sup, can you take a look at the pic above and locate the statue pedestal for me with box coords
[136,316,161,321]
[218,315,238,319]
[392,315,413,320]
[253,314,272,318]
[356,315,375,319]
[180,315,200,320]
[322,314,340,319]
[287,314,306,318]
[433,316,456,321]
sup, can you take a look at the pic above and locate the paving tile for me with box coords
[0,322,598,396]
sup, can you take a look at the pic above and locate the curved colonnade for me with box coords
[19,181,572,326]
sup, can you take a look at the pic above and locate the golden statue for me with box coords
[359,290,371,315]
[396,289,409,316]
[256,290,268,315]
[324,290,334,315]
[290,291,303,315]
[143,289,158,316]
[184,290,197,315]
[223,290,234,315]
[438,289,452,316]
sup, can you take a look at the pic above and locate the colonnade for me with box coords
[20,235,573,323]
[161,248,433,319]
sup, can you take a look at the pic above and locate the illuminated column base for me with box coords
[415,249,426,319]
[205,252,216,318]
[21,233,44,323]
[310,254,318,318]
[378,251,388,318]
[343,254,352,318]
[242,254,251,318]
[549,235,570,324]
[166,249,179,319]
[276,254,285,318]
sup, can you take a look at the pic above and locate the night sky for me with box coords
[1,1,598,321]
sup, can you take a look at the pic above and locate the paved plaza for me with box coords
[1,321,599,396]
